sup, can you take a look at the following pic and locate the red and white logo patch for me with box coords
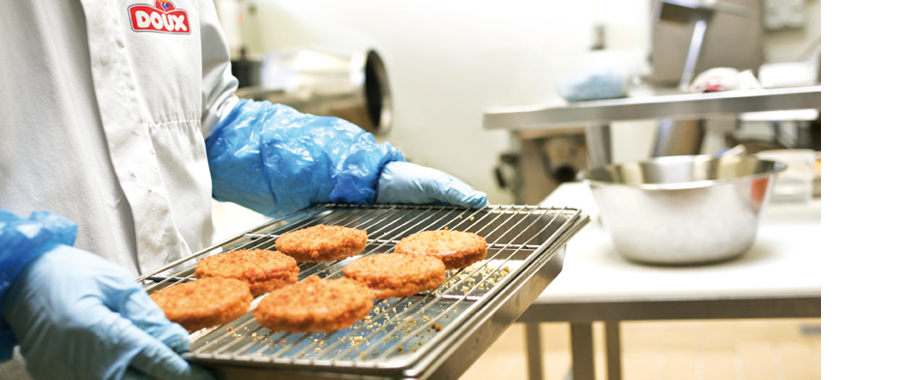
[129,0,190,34]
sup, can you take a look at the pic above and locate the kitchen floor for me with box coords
[460,319,821,380]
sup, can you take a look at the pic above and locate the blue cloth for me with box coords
[206,99,406,217]
[556,67,625,102]
[0,205,77,362]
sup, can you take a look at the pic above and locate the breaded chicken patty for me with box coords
[343,252,446,299]
[275,225,368,262]
[150,277,253,331]
[253,276,374,333]
[393,229,488,269]
[195,249,299,296]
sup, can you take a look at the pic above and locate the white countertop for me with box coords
[535,183,822,303]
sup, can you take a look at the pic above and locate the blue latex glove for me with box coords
[1,207,79,361]
[1,245,214,380]
[206,99,405,217]
[376,162,488,208]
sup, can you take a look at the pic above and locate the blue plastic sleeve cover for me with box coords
[0,205,78,361]
[206,99,406,217]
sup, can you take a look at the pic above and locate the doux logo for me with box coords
[129,0,190,34]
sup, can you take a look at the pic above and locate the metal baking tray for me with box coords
[138,204,588,379]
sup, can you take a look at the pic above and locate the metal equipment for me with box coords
[651,0,758,156]
[650,0,761,88]
[138,203,588,379]
[495,128,590,205]
[487,86,820,203]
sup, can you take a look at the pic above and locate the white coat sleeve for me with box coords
[198,0,240,138]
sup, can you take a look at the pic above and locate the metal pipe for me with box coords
[680,19,708,90]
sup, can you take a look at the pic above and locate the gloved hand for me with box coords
[1,245,214,380]
[375,161,488,208]
[206,99,406,217]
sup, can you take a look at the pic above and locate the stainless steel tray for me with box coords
[138,204,589,379]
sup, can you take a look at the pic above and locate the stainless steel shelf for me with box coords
[483,86,821,131]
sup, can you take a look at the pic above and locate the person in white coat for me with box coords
[0,0,487,379]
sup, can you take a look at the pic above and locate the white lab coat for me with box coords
[0,0,238,276]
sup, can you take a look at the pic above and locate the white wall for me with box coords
[762,0,822,63]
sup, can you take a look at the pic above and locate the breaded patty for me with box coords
[394,229,488,270]
[150,277,253,331]
[195,249,300,296]
[343,252,447,299]
[275,225,368,262]
[253,276,374,333]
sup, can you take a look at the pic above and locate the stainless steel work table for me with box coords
[518,183,821,380]
[483,86,821,166]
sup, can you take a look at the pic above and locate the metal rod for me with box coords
[407,293,483,302]
[147,276,195,283]
[366,239,543,251]
[605,320,622,380]
[243,233,279,239]
[680,19,708,90]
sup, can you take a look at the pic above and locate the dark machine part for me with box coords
[809,113,820,151]
[494,152,520,191]
[231,47,262,89]
[363,54,385,135]
[542,135,585,183]
[727,112,821,154]
[496,130,588,205]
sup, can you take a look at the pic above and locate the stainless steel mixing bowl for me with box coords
[580,154,786,265]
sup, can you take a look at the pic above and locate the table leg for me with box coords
[525,322,544,380]
[605,320,622,380]
[570,322,595,380]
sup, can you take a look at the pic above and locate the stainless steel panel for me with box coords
[651,0,763,87]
